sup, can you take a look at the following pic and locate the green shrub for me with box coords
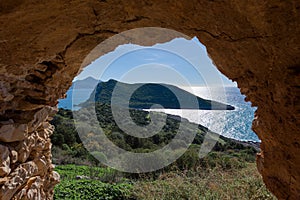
[54,179,132,200]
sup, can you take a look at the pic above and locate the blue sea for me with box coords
[58,87,259,142]
[58,89,94,110]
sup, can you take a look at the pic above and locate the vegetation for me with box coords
[50,105,274,199]
[82,79,234,110]
[132,163,275,200]
[51,105,254,167]
[54,163,275,199]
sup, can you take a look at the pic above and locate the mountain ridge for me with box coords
[71,77,99,89]
[82,79,235,110]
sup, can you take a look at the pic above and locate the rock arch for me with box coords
[0,0,299,199]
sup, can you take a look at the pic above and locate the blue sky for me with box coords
[75,37,237,87]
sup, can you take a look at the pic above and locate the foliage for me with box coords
[54,165,132,200]
[51,105,258,168]
[54,179,132,200]
[82,79,234,110]
[131,163,276,200]
[55,164,124,183]
[54,163,275,200]
[50,104,268,199]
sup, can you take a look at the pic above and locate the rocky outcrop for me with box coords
[0,106,59,199]
[0,0,299,199]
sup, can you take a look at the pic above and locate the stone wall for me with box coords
[0,0,299,199]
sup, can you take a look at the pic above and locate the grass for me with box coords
[54,165,132,200]
[54,163,275,200]
[131,163,276,200]
[54,179,132,200]
[51,107,275,199]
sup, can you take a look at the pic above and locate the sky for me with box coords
[74,37,237,88]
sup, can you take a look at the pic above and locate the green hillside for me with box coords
[82,79,235,110]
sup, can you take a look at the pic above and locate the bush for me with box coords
[54,179,132,200]
[199,152,247,170]
[173,147,199,170]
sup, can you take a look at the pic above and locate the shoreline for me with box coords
[57,106,260,151]
[145,108,261,149]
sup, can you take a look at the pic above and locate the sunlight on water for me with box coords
[146,87,259,142]
[59,86,259,142]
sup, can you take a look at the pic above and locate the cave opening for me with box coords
[1,1,298,199]
[50,33,268,198]
[59,36,258,142]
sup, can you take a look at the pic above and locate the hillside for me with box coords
[51,103,256,166]
[82,79,235,110]
[51,105,273,199]
[71,77,99,89]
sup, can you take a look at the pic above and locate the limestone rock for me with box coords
[0,123,28,142]
[28,106,57,133]
[0,145,10,177]
[10,150,18,164]
[0,161,39,200]
[34,157,48,176]
[0,177,8,186]
[12,176,46,200]
[0,81,14,102]
[16,132,36,163]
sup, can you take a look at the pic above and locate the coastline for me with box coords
[146,108,261,151]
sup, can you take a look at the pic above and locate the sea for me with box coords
[58,87,259,142]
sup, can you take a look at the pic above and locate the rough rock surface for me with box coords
[0,0,299,199]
